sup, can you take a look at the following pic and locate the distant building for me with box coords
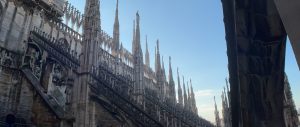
[283,74,300,127]
[220,76,299,127]
[221,78,231,127]
[214,96,221,127]
[298,108,300,126]
[298,109,300,127]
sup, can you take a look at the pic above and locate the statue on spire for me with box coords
[132,11,144,105]
[112,0,120,57]
[183,76,188,108]
[168,56,176,104]
[177,68,183,106]
[190,79,197,114]
[214,96,221,127]
[82,0,101,70]
[145,35,150,67]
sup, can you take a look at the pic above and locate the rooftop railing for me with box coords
[30,27,80,69]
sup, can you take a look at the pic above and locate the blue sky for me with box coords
[68,0,300,123]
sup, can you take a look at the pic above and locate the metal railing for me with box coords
[30,27,80,69]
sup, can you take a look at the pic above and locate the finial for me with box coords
[156,39,160,52]
[133,20,135,36]
[117,0,119,9]
[221,91,224,100]
[146,36,149,52]
[169,57,172,75]
[190,79,193,89]
[225,78,230,92]
[214,96,216,104]
[115,0,119,15]
[162,56,164,68]
[146,35,148,47]
[136,11,140,23]
[132,19,136,53]
[169,56,172,66]
[187,81,189,93]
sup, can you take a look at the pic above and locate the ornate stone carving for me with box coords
[58,38,70,53]
[1,51,13,67]
[23,43,43,79]
[30,27,80,69]
[0,47,21,72]
[48,62,75,107]
[52,63,67,86]
[65,77,73,105]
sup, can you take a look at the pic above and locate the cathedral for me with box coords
[0,0,213,126]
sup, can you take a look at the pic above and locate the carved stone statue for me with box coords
[1,51,13,67]
[65,80,73,105]
[52,64,67,86]
[52,64,62,83]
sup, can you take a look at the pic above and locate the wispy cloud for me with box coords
[198,104,215,113]
[194,89,214,97]
[194,89,222,124]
